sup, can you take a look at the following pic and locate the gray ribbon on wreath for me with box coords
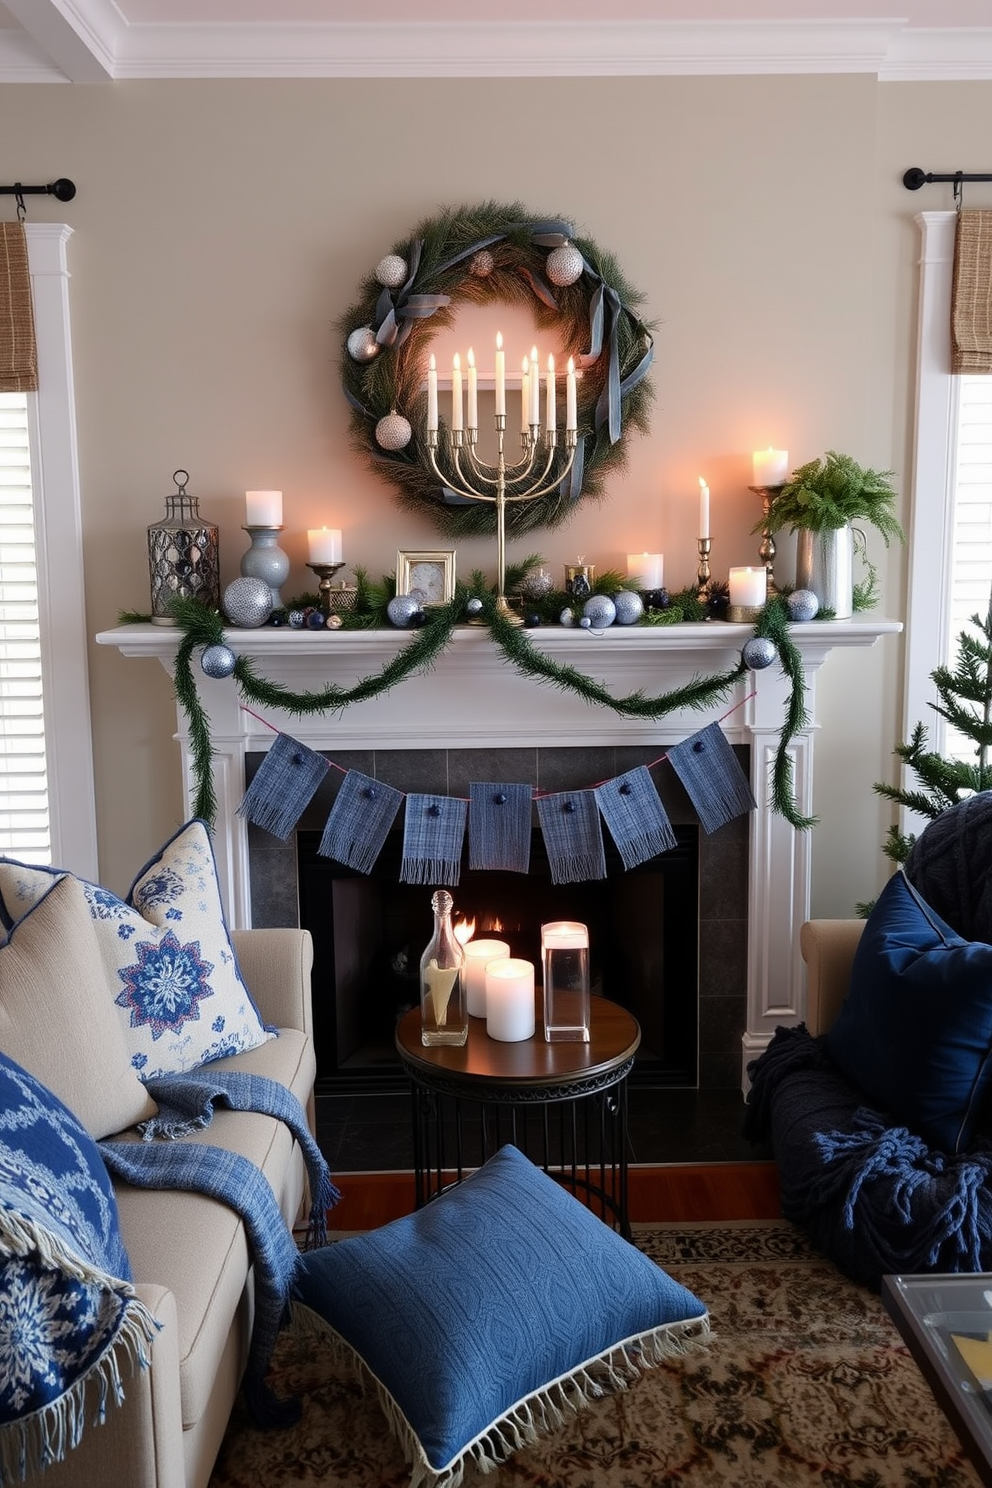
[373,239,451,351]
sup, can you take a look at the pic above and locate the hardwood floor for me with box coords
[328,1161,781,1230]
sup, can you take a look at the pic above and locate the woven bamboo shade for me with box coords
[0,223,37,393]
[952,210,992,374]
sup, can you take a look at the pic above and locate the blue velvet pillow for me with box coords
[827,870,992,1152]
[293,1144,708,1487]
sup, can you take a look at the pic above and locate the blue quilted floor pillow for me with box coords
[292,1144,709,1488]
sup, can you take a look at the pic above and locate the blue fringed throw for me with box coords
[401,795,468,885]
[667,723,756,833]
[237,733,329,841]
[595,767,676,870]
[468,782,532,873]
[535,791,606,885]
[318,770,404,873]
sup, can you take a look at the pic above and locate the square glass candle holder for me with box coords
[541,921,590,1042]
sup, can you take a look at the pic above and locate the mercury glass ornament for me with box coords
[465,596,484,616]
[519,565,554,600]
[787,588,820,622]
[200,643,236,679]
[583,594,617,628]
[469,249,495,277]
[375,412,413,451]
[387,594,424,628]
[742,636,777,670]
[147,469,219,625]
[375,253,408,289]
[559,607,575,627]
[222,576,272,629]
[612,590,644,625]
[347,326,379,363]
[546,241,584,287]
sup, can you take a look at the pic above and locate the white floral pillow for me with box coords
[0,820,274,1081]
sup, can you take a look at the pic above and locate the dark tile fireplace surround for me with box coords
[245,741,751,1106]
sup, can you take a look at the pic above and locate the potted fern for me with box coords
[755,451,903,617]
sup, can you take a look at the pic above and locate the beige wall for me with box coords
[3,73,991,908]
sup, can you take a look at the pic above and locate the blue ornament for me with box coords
[787,588,820,622]
[288,609,306,629]
[524,613,542,628]
[559,607,575,627]
[200,643,236,680]
[612,590,644,625]
[387,593,424,628]
[580,616,592,629]
[582,594,616,628]
[222,576,272,629]
[306,610,326,629]
[742,636,777,670]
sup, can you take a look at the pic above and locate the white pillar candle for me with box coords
[485,958,536,1042]
[451,353,463,432]
[729,566,767,608]
[521,356,531,435]
[529,347,541,427]
[753,447,789,487]
[245,490,282,527]
[494,332,505,416]
[466,347,478,431]
[546,353,556,432]
[627,553,664,590]
[427,353,438,431]
[698,477,709,540]
[566,357,577,431]
[462,938,511,1018]
[307,527,342,564]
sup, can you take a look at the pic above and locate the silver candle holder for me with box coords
[241,525,290,610]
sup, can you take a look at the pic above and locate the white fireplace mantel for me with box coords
[98,618,901,1083]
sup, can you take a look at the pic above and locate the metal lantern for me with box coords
[147,469,220,625]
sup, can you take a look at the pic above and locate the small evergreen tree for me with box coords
[872,584,992,873]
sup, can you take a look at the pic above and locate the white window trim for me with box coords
[24,223,97,877]
[903,211,961,829]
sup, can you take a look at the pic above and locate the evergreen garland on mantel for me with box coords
[167,593,816,833]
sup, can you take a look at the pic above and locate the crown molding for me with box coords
[2,12,992,84]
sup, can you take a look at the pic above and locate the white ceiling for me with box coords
[2,0,992,82]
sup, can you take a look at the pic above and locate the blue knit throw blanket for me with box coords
[99,1070,339,1427]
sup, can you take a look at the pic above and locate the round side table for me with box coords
[395,997,641,1235]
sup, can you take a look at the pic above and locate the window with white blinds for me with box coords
[0,392,50,861]
[947,376,992,763]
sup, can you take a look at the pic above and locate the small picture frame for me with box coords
[396,549,456,606]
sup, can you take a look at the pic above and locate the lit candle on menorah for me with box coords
[427,333,578,623]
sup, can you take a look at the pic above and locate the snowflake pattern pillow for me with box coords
[0,820,273,1081]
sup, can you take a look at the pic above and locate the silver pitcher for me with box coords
[795,525,854,619]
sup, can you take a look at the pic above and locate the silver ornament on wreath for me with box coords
[742,636,777,671]
[375,254,408,290]
[545,241,584,288]
[387,594,424,628]
[222,576,273,629]
[200,643,236,680]
[469,249,495,277]
[346,326,380,363]
[786,589,820,622]
[375,411,413,451]
[612,590,644,626]
[583,594,617,628]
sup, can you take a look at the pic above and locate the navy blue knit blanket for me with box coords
[744,1025,992,1288]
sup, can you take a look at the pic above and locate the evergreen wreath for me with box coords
[340,202,655,538]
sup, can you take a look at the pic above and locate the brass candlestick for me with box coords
[307,561,346,616]
[749,485,782,597]
[696,537,712,596]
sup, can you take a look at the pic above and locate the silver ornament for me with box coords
[742,636,777,670]
[559,607,575,627]
[222,576,272,629]
[288,610,306,629]
[469,249,495,277]
[387,593,424,628]
[375,411,413,451]
[580,616,592,629]
[465,596,484,616]
[200,643,236,679]
[375,253,408,290]
[583,594,617,628]
[346,326,379,363]
[787,588,820,622]
[612,590,644,626]
[519,565,553,600]
[546,241,584,288]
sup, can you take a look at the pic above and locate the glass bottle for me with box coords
[420,889,468,1046]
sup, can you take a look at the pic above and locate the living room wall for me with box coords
[2,71,991,911]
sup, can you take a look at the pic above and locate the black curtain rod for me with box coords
[0,179,75,201]
[904,167,992,190]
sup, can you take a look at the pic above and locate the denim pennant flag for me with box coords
[468,782,533,873]
[667,722,756,833]
[236,732,329,840]
[317,770,404,873]
[400,794,468,885]
[535,791,606,885]
[594,766,677,870]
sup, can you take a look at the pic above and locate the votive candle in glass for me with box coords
[729,566,767,608]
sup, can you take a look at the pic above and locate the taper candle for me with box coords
[427,353,438,432]
[451,353,463,432]
[546,354,556,432]
[566,357,577,431]
[529,347,540,426]
[466,347,478,430]
[494,332,505,416]
[698,477,710,540]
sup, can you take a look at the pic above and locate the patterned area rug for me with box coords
[208,1220,981,1487]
